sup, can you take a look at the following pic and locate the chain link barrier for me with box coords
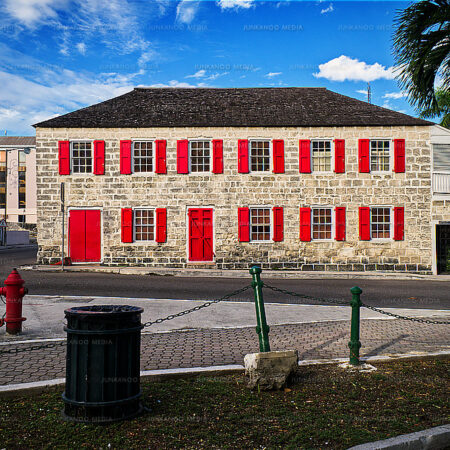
[0,340,66,356]
[0,294,5,327]
[263,282,450,325]
[262,282,348,306]
[143,285,252,327]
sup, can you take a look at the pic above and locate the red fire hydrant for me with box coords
[0,269,27,334]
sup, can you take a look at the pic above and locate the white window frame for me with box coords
[70,140,93,175]
[249,206,273,243]
[311,139,334,173]
[370,206,393,241]
[133,207,156,242]
[249,139,272,174]
[311,206,335,241]
[369,139,392,173]
[188,139,212,175]
[132,140,155,175]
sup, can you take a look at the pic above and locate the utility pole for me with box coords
[367,82,371,104]
[61,182,65,271]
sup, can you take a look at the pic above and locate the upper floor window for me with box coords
[312,140,332,172]
[190,140,211,173]
[312,207,333,240]
[250,207,271,241]
[134,208,155,241]
[71,141,92,174]
[371,207,391,239]
[250,140,270,172]
[133,141,153,173]
[370,140,390,172]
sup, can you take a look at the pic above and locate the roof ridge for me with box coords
[133,86,328,90]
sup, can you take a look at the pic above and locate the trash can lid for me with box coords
[64,305,144,316]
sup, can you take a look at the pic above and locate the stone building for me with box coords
[33,87,449,274]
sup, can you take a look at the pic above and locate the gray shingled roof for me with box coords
[33,87,432,128]
[0,136,36,146]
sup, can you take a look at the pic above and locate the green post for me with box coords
[348,286,362,365]
[249,266,270,352]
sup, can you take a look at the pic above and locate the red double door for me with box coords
[188,208,214,262]
[69,209,102,263]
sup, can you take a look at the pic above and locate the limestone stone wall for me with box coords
[35,126,433,272]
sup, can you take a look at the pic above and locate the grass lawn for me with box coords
[0,356,449,449]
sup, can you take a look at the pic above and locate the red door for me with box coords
[69,209,101,263]
[188,208,214,262]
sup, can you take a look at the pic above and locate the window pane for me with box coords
[250,141,270,172]
[72,142,92,174]
[190,141,210,173]
[312,140,332,172]
[250,208,271,241]
[312,208,332,239]
[371,207,390,238]
[370,140,390,171]
[134,209,155,241]
[133,141,153,173]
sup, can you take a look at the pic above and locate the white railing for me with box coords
[433,172,450,194]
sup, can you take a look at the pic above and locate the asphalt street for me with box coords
[0,246,449,309]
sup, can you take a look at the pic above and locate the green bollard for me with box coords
[348,286,362,365]
[249,266,271,352]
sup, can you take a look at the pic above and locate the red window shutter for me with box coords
[272,140,285,174]
[155,140,167,174]
[238,207,250,242]
[299,207,311,241]
[177,140,189,174]
[394,207,404,241]
[359,207,371,240]
[93,140,105,175]
[358,139,370,173]
[272,207,284,241]
[334,139,345,173]
[120,140,132,174]
[212,139,224,174]
[335,207,346,241]
[121,208,133,243]
[58,141,70,175]
[238,140,249,173]
[394,139,405,173]
[155,208,167,243]
[299,140,311,173]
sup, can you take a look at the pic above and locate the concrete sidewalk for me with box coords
[20,264,450,280]
[1,294,450,341]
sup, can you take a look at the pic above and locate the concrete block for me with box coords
[244,350,298,390]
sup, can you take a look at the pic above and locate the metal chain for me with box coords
[0,340,66,356]
[262,283,348,306]
[361,303,450,325]
[143,285,252,327]
[0,294,5,327]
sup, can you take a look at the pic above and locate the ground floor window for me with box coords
[371,207,391,239]
[312,208,333,240]
[134,209,155,241]
[250,207,271,241]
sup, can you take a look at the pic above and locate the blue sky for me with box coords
[0,0,415,135]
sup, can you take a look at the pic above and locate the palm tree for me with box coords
[393,0,450,111]
[419,88,450,127]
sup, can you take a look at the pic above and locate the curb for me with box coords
[19,265,450,281]
[348,424,450,449]
[1,351,449,398]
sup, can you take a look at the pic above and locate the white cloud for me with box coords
[185,70,227,80]
[186,69,206,79]
[320,3,334,14]
[176,0,200,24]
[383,91,407,99]
[142,80,206,88]
[265,72,282,78]
[76,42,86,55]
[3,0,68,28]
[356,89,368,95]
[217,0,254,10]
[313,55,396,82]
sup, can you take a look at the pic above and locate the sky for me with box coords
[0,0,417,135]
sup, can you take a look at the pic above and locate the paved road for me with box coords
[1,247,449,309]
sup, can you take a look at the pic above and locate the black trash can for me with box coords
[63,305,144,423]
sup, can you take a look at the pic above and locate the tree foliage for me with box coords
[419,88,450,127]
[393,0,450,112]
